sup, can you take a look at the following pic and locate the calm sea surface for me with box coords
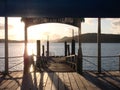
[0,43,120,71]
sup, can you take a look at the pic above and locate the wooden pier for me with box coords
[0,71,119,90]
[0,57,120,90]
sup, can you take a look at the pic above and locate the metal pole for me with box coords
[98,18,101,73]
[5,16,8,75]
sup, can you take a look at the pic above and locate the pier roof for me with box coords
[0,0,120,17]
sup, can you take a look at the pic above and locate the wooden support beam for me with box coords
[97,18,101,73]
[24,23,29,74]
[5,16,8,75]
[77,19,83,74]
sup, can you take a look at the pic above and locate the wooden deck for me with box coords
[0,71,120,90]
[0,57,120,90]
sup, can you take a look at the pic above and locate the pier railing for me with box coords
[66,55,77,70]
[0,56,23,72]
[0,54,120,72]
[66,55,120,72]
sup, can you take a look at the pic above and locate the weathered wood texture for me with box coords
[0,71,119,90]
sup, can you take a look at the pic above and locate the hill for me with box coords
[56,33,120,43]
[0,39,24,43]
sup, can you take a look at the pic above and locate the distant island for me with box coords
[1,33,120,43]
[55,33,120,43]
[0,39,24,43]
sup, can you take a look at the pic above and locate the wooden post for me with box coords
[5,16,8,75]
[47,40,49,57]
[119,55,120,72]
[64,41,67,56]
[37,40,41,57]
[71,29,75,55]
[42,45,45,56]
[67,45,70,55]
[77,19,83,74]
[24,23,29,74]
[36,40,41,67]
[37,40,41,62]
[98,18,101,73]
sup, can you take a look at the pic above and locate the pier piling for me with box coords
[64,41,67,56]
[36,40,41,67]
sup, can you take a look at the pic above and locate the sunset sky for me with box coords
[0,17,120,41]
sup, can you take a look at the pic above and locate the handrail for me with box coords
[83,57,119,80]
[8,61,23,70]
[0,56,23,59]
[66,54,76,58]
[83,55,119,58]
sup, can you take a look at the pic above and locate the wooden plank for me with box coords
[78,73,95,90]
[16,72,23,90]
[63,72,72,90]
[38,72,48,89]
[44,73,53,90]
[72,72,86,90]
[43,72,49,89]
[68,72,79,90]
[7,72,22,90]
[51,72,59,90]
[36,72,40,88]
[105,77,120,89]
[1,72,22,90]
[58,73,65,90]
[0,72,20,89]
[85,71,118,90]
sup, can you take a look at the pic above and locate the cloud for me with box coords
[110,18,120,34]
[84,18,97,25]
[112,19,120,26]
[0,23,14,30]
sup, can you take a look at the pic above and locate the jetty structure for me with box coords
[0,0,120,90]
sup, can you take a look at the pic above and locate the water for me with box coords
[0,43,120,71]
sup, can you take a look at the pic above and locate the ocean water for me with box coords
[0,43,120,71]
